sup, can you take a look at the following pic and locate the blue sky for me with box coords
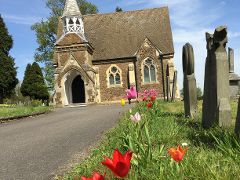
[0,0,240,92]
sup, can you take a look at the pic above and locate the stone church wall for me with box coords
[93,62,131,103]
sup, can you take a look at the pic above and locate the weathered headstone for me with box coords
[235,97,240,135]
[182,43,198,118]
[202,32,216,127]
[228,47,240,99]
[171,70,177,102]
[167,76,171,101]
[202,26,231,128]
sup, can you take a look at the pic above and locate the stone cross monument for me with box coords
[202,26,231,128]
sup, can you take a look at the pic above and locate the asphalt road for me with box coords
[0,104,135,180]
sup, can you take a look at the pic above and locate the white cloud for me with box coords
[228,31,240,38]
[1,13,44,25]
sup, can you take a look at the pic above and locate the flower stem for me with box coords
[179,162,183,180]
[138,122,145,148]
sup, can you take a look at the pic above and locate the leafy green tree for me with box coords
[116,6,123,12]
[180,87,202,99]
[31,0,99,91]
[21,62,49,101]
[197,87,202,98]
[0,14,18,104]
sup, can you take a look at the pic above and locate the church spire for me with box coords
[62,0,84,34]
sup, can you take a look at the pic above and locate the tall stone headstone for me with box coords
[235,97,240,135]
[228,47,240,99]
[202,26,231,128]
[171,71,177,102]
[167,76,171,102]
[182,43,198,118]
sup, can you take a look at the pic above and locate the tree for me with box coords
[197,87,202,98]
[180,87,202,99]
[0,15,18,104]
[20,63,33,98]
[21,62,49,101]
[116,6,123,12]
[31,0,99,91]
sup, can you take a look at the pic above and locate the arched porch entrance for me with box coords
[64,71,85,104]
[72,75,85,103]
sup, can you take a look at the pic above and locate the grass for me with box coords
[56,99,240,180]
[0,105,53,118]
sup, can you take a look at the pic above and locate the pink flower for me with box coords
[138,93,143,97]
[123,86,137,99]
[144,90,148,94]
[150,89,156,94]
[152,92,158,96]
[130,112,144,123]
[147,93,151,97]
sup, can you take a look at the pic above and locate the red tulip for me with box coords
[151,96,156,101]
[102,149,133,178]
[143,97,147,101]
[167,145,188,162]
[147,103,152,108]
[81,172,105,180]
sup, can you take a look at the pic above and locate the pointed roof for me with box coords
[83,6,174,60]
[62,0,82,17]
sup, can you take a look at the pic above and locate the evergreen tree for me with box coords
[31,62,49,101]
[31,0,99,91]
[20,63,33,98]
[21,62,49,101]
[0,14,18,104]
[116,6,123,12]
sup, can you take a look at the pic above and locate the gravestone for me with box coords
[202,26,231,128]
[182,43,198,118]
[235,97,240,135]
[228,47,240,99]
[167,76,171,101]
[171,71,177,102]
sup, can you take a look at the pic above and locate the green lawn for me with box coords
[54,99,240,179]
[0,105,53,118]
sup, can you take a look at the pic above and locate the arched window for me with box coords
[108,66,121,85]
[143,59,156,82]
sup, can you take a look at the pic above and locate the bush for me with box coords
[30,99,42,107]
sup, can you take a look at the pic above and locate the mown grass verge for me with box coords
[0,105,53,118]
[56,99,240,180]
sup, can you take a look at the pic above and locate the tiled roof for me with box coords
[62,0,82,17]
[83,6,174,60]
[54,6,174,63]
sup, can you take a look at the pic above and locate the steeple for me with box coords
[62,0,84,34]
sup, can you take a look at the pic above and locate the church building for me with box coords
[53,0,179,108]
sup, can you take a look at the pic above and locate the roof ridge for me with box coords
[83,6,168,17]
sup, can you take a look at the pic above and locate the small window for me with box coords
[108,66,121,85]
[115,74,120,84]
[109,74,114,85]
[144,66,149,82]
[143,58,156,82]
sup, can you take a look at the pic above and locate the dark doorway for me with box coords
[72,75,85,103]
